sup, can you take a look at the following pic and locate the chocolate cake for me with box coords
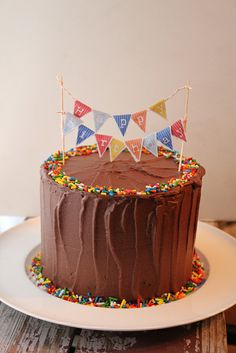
[40,146,205,301]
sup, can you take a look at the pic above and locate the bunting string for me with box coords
[56,75,77,101]
[165,84,192,101]
[56,76,192,118]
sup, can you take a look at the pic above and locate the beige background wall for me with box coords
[0,0,236,219]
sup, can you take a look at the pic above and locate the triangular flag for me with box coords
[143,133,158,157]
[156,127,173,150]
[93,110,110,132]
[95,134,112,158]
[113,114,131,136]
[63,112,83,135]
[76,125,95,145]
[125,138,143,162]
[131,110,147,132]
[171,119,187,142]
[109,138,126,161]
[74,100,92,118]
[149,99,167,119]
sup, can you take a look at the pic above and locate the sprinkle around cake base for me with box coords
[29,253,205,309]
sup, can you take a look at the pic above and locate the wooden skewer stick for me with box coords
[57,75,65,165]
[178,81,191,172]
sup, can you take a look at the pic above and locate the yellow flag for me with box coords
[149,99,167,119]
[109,138,126,161]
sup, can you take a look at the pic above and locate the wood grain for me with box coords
[201,313,228,353]
[0,302,227,353]
[0,302,75,353]
[73,315,227,353]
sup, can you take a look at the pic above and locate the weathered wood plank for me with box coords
[201,313,227,353]
[0,302,75,353]
[73,313,227,353]
[0,302,227,353]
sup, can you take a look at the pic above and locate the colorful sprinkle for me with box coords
[43,145,201,197]
[29,253,205,309]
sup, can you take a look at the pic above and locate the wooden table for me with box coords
[0,301,227,353]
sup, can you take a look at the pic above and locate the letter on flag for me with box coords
[125,138,143,162]
[74,100,92,118]
[113,114,131,136]
[171,119,187,142]
[149,100,167,119]
[109,138,126,161]
[64,112,83,135]
[156,127,173,150]
[76,125,95,145]
[131,110,147,132]
[143,133,158,157]
[95,134,112,158]
[93,111,110,132]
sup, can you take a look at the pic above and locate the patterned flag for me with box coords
[74,100,92,118]
[109,138,126,161]
[156,127,173,150]
[143,133,158,157]
[149,100,167,119]
[63,112,83,135]
[171,119,187,142]
[113,114,131,136]
[93,111,110,132]
[76,125,95,145]
[131,110,147,132]
[125,138,143,162]
[95,134,112,158]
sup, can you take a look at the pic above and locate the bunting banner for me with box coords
[143,133,158,157]
[131,110,147,132]
[171,119,187,142]
[156,127,173,150]
[149,99,167,119]
[113,114,131,136]
[63,112,83,135]
[109,138,126,161]
[76,125,95,145]
[57,81,191,163]
[74,100,92,118]
[95,134,112,158]
[125,138,143,162]
[93,110,110,132]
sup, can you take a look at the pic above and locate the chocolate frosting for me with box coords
[40,152,205,300]
[63,152,182,190]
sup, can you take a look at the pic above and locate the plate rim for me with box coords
[0,218,236,331]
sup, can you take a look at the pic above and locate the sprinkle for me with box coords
[29,252,205,309]
[43,145,201,198]
[120,299,126,308]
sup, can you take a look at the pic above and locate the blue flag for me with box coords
[64,112,83,135]
[76,125,95,145]
[113,114,131,136]
[93,110,110,132]
[156,127,173,150]
[143,133,158,156]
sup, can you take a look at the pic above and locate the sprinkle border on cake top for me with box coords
[43,145,200,197]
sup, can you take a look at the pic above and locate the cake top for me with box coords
[43,145,204,197]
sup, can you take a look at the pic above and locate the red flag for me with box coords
[131,110,147,132]
[171,119,187,142]
[125,138,143,162]
[95,134,112,157]
[74,100,92,118]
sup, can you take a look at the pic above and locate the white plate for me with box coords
[0,218,236,331]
